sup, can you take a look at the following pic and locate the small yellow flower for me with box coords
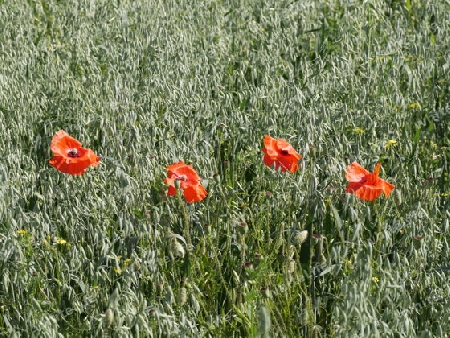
[113,267,121,275]
[385,139,398,149]
[56,238,67,245]
[122,259,132,267]
[441,193,450,197]
[342,259,352,269]
[372,276,380,283]
[430,141,438,149]
[409,102,421,109]
[352,127,365,135]
[16,230,27,235]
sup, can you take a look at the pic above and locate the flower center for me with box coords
[175,175,188,182]
[67,148,80,157]
[281,149,289,155]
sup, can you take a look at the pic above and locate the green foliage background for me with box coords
[0,0,449,336]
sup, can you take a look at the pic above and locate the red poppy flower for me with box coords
[345,162,395,201]
[48,130,100,175]
[164,161,207,203]
[262,135,302,173]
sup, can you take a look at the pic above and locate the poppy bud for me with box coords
[170,239,185,259]
[157,282,164,295]
[237,222,248,235]
[288,258,296,274]
[260,287,272,299]
[257,305,271,337]
[254,253,263,268]
[103,308,114,328]
[177,287,188,306]
[164,287,175,305]
[292,230,308,246]
[117,170,130,188]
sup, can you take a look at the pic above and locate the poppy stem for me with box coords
[206,234,234,307]
[374,202,383,247]
[176,190,192,249]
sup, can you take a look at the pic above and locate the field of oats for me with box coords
[1,0,449,336]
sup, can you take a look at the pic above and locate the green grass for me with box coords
[0,0,449,336]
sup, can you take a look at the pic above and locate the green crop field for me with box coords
[0,0,449,336]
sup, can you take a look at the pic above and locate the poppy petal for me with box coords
[373,162,381,177]
[166,161,188,173]
[276,154,300,173]
[262,154,276,168]
[85,148,101,167]
[276,139,302,160]
[353,184,384,201]
[262,147,279,161]
[345,181,365,194]
[167,161,201,184]
[183,183,207,203]
[164,176,175,195]
[382,181,395,197]
[346,162,370,182]
[50,130,83,156]
[167,185,177,197]
[49,156,92,175]
[262,137,279,159]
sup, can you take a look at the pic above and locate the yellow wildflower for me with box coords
[56,238,67,245]
[409,102,421,109]
[385,139,398,149]
[16,230,27,235]
[342,259,352,266]
[441,193,450,197]
[372,276,380,283]
[352,127,365,135]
